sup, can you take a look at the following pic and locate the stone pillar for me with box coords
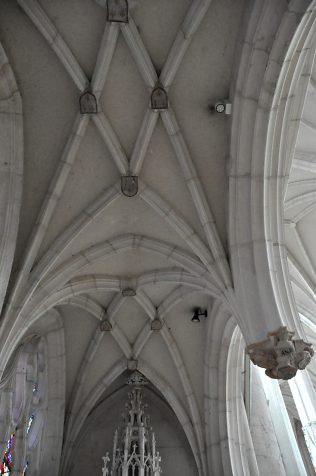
[229,0,314,380]
[226,326,260,476]
[302,422,316,469]
[258,369,306,475]
[289,370,316,468]
[250,366,286,476]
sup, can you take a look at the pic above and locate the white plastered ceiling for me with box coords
[0,0,246,472]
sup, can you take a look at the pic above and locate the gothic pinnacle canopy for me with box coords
[102,371,162,476]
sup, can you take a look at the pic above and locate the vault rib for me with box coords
[288,251,316,304]
[63,294,130,440]
[61,359,127,476]
[5,184,121,327]
[6,114,89,318]
[17,0,87,91]
[119,0,212,181]
[285,190,316,213]
[161,0,212,87]
[18,270,219,331]
[133,285,201,358]
[5,0,123,322]
[161,109,231,288]
[139,181,224,289]
[120,18,157,89]
[92,113,129,174]
[293,226,316,282]
[292,150,316,174]
[40,234,211,295]
[135,288,208,476]
[130,110,159,175]
[92,23,120,99]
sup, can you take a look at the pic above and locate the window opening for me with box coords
[26,415,34,435]
[22,461,28,476]
[0,434,14,474]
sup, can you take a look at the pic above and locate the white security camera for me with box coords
[212,100,232,115]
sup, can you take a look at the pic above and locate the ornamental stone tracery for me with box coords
[102,371,162,476]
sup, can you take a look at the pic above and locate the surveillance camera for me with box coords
[211,100,232,115]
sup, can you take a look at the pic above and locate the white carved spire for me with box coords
[101,371,162,475]
[102,453,110,476]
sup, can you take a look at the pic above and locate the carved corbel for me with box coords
[246,326,314,380]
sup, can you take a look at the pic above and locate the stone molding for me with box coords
[0,43,23,316]
[229,0,314,341]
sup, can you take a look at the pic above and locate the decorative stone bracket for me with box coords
[246,327,314,380]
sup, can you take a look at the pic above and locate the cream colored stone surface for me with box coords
[0,1,316,475]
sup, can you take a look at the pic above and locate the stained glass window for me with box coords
[26,415,34,435]
[0,434,14,474]
[22,461,28,476]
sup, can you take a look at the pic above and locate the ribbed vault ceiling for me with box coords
[3,1,316,475]
[0,1,246,472]
[285,59,316,384]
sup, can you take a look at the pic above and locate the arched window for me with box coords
[144,462,152,476]
[128,460,140,476]
[3,338,46,475]
[23,345,46,474]
[22,461,28,476]
[0,434,14,474]
[26,415,34,435]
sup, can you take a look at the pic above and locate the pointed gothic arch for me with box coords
[0,43,23,316]
[62,366,200,476]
